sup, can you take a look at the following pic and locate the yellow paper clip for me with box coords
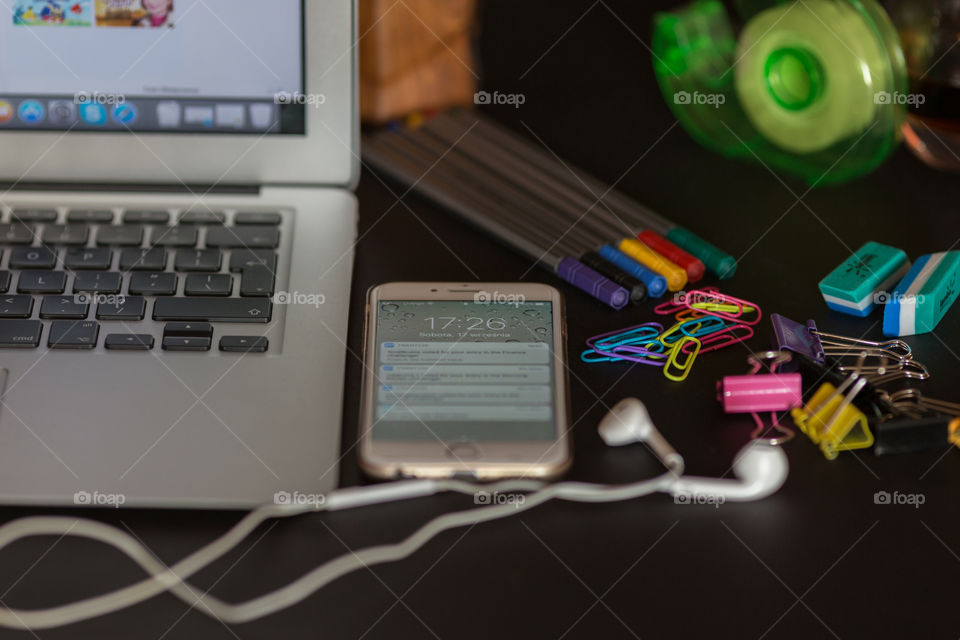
[791,381,874,460]
[663,336,700,382]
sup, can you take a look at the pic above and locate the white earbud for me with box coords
[598,397,789,502]
[598,398,684,472]
[668,440,789,502]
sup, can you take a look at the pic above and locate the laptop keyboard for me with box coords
[0,207,286,353]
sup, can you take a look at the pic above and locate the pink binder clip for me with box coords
[717,351,799,445]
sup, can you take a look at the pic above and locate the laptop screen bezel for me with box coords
[0,0,358,188]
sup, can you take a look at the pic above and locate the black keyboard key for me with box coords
[0,271,9,293]
[234,212,281,225]
[48,320,98,349]
[105,333,154,350]
[0,295,34,318]
[174,249,221,272]
[97,225,143,247]
[18,270,66,293]
[179,210,225,224]
[9,247,57,269]
[65,247,113,270]
[154,298,271,322]
[123,210,169,224]
[0,223,36,245]
[73,271,122,293]
[229,250,276,272]
[151,226,198,247]
[119,248,167,271]
[219,335,268,353]
[0,320,42,348]
[162,336,211,351]
[205,226,279,249]
[41,225,89,246]
[40,295,89,319]
[164,322,213,337]
[239,266,275,297]
[96,296,146,320]
[67,209,114,223]
[184,274,232,296]
[129,272,177,295]
[12,209,57,223]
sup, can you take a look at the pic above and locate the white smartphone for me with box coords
[358,282,572,480]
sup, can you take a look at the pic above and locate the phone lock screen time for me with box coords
[373,300,557,442]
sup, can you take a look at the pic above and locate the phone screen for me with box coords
[372,299,557,442]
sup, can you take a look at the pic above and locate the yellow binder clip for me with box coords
[791,368,874,460]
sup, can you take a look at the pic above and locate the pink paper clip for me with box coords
[681,323,754,354]
[653,287,719,316]
[683,290,762,326]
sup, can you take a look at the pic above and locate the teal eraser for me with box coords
[883,251,960,336]
[818,242,911,317]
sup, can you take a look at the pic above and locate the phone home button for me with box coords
[444,441,479,459]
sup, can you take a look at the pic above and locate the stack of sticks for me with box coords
[363,110,737,309]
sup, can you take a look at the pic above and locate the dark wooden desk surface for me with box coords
[2,2,959,638]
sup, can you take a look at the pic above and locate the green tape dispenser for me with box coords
[652,0,908,184]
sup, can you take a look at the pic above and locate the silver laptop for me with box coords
[0,0,358,508]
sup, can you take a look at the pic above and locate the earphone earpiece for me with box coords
[598,397,653,446]
[668,440,789,502]
[598,398,684,472]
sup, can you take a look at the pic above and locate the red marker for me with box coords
[637,230,705,283]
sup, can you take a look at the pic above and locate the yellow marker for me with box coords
[619,238,687,291]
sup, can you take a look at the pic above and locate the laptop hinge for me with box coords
[0,182,261,195]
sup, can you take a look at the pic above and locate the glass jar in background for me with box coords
[886,1,960,173]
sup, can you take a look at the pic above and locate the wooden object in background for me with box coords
[359,0,478,124]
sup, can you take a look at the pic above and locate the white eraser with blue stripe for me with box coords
[883,251,960,336]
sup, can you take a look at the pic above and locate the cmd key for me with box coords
[0,320,42,348]
[153,297,271,322]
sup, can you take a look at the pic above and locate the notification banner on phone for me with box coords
[379,364,550,385]
[380,342,549,365]
[378,384,550,405]
[376,404,553,422]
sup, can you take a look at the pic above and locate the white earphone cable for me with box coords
[0,473,677,629]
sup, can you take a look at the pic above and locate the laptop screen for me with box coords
[0,0,305,134]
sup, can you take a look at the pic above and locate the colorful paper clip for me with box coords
[791,355,875,460]
[682,290,761,325]
[584,288,758,382]
[663,336,700,382]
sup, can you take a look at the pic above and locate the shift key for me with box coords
[153,297,271,322]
